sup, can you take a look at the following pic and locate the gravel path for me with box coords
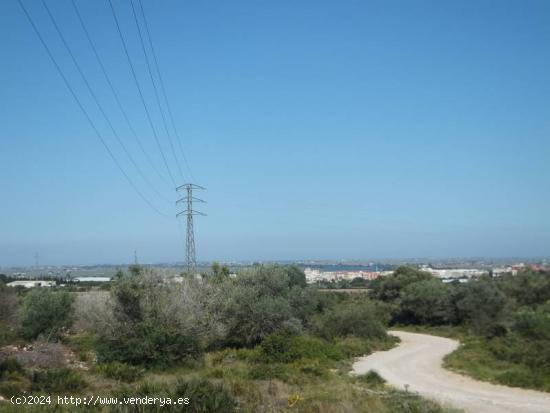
[352,331,550,413]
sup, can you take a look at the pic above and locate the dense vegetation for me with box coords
[370,266,550,391]
[317,277,370,289]
[0,266,461,412]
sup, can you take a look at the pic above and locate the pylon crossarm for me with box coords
[176,183,206,191]
[177,210,206,218]
[176,196,206,204]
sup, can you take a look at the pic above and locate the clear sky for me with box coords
[1,0,549,266]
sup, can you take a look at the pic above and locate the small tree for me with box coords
[21,289,74,340]
[513,305,550,341]
[497,271,550,308]
[211,262,230,282]
[96,271,207,366]
[457,280,509,337]
[221,266,303,346]
[0,274,10,283]
[398,279,455,325]
[371,266,433,302]
[314,300,387,340]
[286,265,307,288]
[128,264,142,277]
[223,287,299,346]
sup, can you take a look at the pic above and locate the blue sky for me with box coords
[1,0,549,266]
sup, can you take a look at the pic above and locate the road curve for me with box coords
[352,331,550,413]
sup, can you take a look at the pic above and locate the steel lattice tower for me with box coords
[176,184,206,273]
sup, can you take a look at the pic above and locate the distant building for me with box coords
[72,277,112,283]
[304,267,392,283]
[7,280,56,288]
[492,267,517,277]
[421,268,487,279]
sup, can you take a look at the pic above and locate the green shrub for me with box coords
[314,300,387,340]
[355,370,386,386]
[456,280,508,337]
[211,348,260,366]
[97,321,202,367]
[95,362,144,382]
[133,380,172,397]
[485,333,550,376]
[232,347,260,362]
[108,382,172,413]
[77,351,89,362]
[0,324,18,347]
[371,266,433,302]
[110,378,237,413]
[335,336,374,357]
[513,306,550,340]
[259,332,343,363]
[288,285,322,327]
[399,279,456,325]
[496,369,543,389]
[248,363,293,381]
[286,265,307,288]
[496,271,550,307]
[0,374,30,397]
[0,358,24,377]
[385,389,455,412]
[221,265,319,347]
[174,378,236,413]
[292,359,330,378]
[30,368,87,393]
[444,332,550,392]
[20,289,74,340]
[96,273,204,367]
[0,358,30,397]
[64,333,98,353]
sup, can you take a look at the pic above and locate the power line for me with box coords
[17,0,169,218]
[42,0,171,205]
[71,0,170,189]
[107,0,177,188]
[128,0,184,182]
[136,0,195,182]
[135,0,204,265]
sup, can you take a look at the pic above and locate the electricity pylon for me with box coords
[176,183,206,274]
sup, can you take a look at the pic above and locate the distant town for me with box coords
[303,261,549,284]
[1,258,548,288]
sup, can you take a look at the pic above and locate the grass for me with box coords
[391,324,470,339]
[94,362,144,382]
[444,335,550,392]
[0,358,88,396]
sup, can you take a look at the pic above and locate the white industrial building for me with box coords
[7,280,56,288]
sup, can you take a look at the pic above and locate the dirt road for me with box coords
[352,331,550,413]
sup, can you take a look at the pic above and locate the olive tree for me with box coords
[20,289,74,340]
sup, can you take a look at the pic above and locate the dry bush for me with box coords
[0,286,19,325]
[113,269,227,343]
[72,291,114,334]
[92,270,228,365]
[161,276,227,342]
